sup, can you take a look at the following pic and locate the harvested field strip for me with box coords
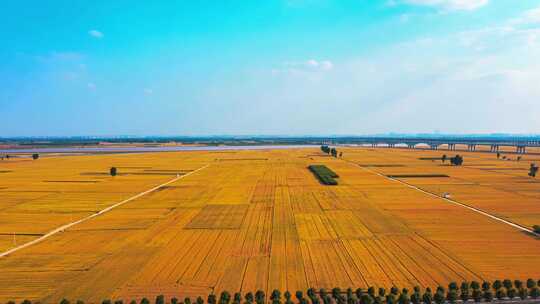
[216,158,268,161]
[385,174,449,178]
[358,164,405,167]
[341,239,391,287]
[185,204,248,229]
[411,235,482,282]
[43,180,99,183]
[324,210,373,239]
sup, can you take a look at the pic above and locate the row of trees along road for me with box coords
[15,279,540,304]
[0,154,39,160]
[320,146,342,158]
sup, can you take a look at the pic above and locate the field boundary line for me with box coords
[352,162,540,237]
[0,164,210,258]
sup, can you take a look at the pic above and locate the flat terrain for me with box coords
[0,147,539,303]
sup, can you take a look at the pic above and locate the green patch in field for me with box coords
[308,165,339,185]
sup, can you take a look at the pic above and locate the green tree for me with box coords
[114,300,124,304]
[483,290,493,302]
[470,281,480,291]
[171,298,178,304]
[32,153,39,160]
[472,289,482,302]
[507,288,516,299]
[255,290,265,304]
[493,280,502,291]
[446,290,458,304]
[442,155,447,163]
[397,292,409,304]
[533,225,540,234]
[156,295,165,304]
[385,294,395,304]
[208,294,217,304]
[448,282,458,291]
[495,288,506,300]
[220,291,231,304]
[284,291,292,301]
[245,293,254,304]
[422,288,433,304]
[102,300,112,304]
[234,293,242,304]
[410,292,420,304]
[361,294,373,304]
[503,279,513,290]
[368,287,376,298]
[197,297,204,304]
[519,288,528,300]
[185,297,192,304]
[22,300,32,304]
[110,167,118,176]
[433,291,445,304]
[60,299,70,304]
[514,280,523,290]
[527,278,536,289]
[460,288,469,302]
[530,287,540,299]
[140,298,150,304]
[378,288,386,298]
[390,287,399,296]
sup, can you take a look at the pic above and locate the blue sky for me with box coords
[1,0,540,136]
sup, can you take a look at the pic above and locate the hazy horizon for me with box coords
[2,1,540,136]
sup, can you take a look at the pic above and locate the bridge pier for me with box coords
[388,143,395,148]
[516,146,526,154]
[429,144,438,150]
[490,145,500,153]
[467,144,476,152]
[447,143,456,151]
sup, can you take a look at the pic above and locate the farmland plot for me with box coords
[0,148,539,303]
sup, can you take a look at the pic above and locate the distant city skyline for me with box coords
[1,1,540,136]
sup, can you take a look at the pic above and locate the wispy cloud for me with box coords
[88,30,104,39]
[402,0,489,11]
[275,59,334,75]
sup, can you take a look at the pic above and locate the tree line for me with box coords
[10,279,540,304]
[321,146,342,158]
[441,155,463,166]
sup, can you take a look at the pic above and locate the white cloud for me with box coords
[278,59,334,74]
[404,0,488,11]
[87,82,96,90]
[88,30,104,39]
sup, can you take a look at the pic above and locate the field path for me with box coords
[349,160,540,237]
[0,164,210,258]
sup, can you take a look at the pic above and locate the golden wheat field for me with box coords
[0,147,539,303]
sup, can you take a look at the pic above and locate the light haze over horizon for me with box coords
[1,1,540,137]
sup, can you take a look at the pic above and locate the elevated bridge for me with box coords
[321,136,540,154]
